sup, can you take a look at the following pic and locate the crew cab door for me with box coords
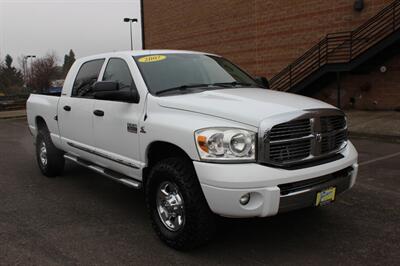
[92,57,144,179]
[58,58,105,160]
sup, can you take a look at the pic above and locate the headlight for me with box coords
[195,128,256,162]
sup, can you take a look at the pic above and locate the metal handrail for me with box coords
[270,0,400,91]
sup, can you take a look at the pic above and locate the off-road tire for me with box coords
[36,130,65,177]
[145,157,216,250]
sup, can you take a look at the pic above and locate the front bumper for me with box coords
[194,141,358,218]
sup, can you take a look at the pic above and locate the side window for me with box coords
[72,59,105,97]
[102,58,136,93]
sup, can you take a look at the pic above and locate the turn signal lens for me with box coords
[197,135,208,152]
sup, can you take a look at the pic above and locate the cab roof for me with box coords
[76,50,219,63]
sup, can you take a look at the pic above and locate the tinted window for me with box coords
[72,59,105,97]
[133,54,259,95]
[102,58,134,91]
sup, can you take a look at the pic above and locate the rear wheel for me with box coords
[145,157,215,250]
[36,130,65,177]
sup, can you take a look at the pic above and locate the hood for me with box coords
[156,88,336,126]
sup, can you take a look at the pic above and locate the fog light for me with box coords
[239,193,251,205]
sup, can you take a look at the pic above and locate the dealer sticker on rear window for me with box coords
[138,55,166,63]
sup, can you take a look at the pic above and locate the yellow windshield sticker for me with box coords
[138,55,166,63]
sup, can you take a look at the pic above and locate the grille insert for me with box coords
[270,139,311,163]
[268,119,312,163]
[321,130,347,154]
[269,119,311,141]
[320,116,346,133]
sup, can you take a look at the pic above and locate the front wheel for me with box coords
[145,158,216,250]
[36,131,65,177]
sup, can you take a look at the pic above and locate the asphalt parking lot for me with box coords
[1,118,399,265]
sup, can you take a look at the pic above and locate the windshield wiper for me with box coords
[211,81,253,87]
[155,82,255,96]
[155,84,210,95]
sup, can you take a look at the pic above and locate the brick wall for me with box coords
[313,50,400,110]
[143,0,399,110]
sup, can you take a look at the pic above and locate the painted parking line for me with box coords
[359,151,400,166]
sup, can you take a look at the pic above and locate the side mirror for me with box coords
[92,81,119,92]
[254,76,270,89]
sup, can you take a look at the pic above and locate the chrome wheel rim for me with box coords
[156,181,185,232]
[39,141,48,167]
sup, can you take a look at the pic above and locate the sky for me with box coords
[0,0,142,66]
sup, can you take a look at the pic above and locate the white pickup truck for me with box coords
[27,50,358,249]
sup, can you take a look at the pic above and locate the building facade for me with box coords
[143,0,400,110]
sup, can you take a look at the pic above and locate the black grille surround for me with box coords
[258,109,348,168]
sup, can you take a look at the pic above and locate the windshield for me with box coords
[133,53,259,95]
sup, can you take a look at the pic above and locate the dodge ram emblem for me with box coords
[315,133,322,142]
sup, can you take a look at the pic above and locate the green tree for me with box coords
[0,54,23,89]
[62,49,76,76]
[5,54,13,69]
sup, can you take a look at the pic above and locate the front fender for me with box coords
[139,98,257,164]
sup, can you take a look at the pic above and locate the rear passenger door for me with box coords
[58,59,105,160]
[92,57,144,179]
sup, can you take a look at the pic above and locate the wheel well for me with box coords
[35,116,48,133]
[143,141,192,182]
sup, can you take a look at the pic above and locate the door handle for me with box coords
[63,105,71,111]
[93,110,104,117]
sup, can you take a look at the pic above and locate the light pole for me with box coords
[24,55,36,86]
[123,17,138,50]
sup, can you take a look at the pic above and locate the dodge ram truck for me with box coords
[27,50,358,250]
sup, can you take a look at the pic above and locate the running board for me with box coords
[64,154,142,189]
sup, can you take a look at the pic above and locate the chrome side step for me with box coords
[64,154,142,189]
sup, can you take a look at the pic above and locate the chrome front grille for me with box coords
[259,109,347,167]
